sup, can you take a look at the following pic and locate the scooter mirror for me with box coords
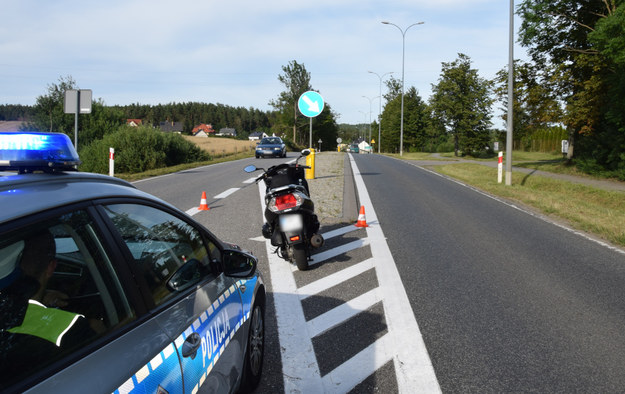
[244,165,257,173]
[301,149,311,156]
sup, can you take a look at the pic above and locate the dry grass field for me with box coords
[183,135,258,157]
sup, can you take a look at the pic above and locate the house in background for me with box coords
[217,128,236,137]
[248,131,268,141]
[192,124,216,137]
[126,119,143,127]
[159,121,184,133]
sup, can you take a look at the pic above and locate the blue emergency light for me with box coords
[0,132,81,172]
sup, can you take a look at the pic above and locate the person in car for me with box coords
[0,230,94,384]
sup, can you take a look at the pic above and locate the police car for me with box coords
[0,132,265,393]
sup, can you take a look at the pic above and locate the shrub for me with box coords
[436,141,455,153]
[79,126,210,174]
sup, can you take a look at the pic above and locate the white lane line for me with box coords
[213,188,239,199]
[298,258,375,300]
[412,162,625,256]
[305,238,371,269]
[257,181,322,393]
[322,333,394,394]
[349,153,441,393]
[307,288,383,338]
[243,177,257,184]
[185,207,199,217]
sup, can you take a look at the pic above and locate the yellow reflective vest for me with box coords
[8,300,84,346]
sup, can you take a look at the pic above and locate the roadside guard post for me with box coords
[305,148,315,180]
[497,151,503,184]
[109,148,115,177]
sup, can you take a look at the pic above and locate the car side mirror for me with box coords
[223,249,257,278]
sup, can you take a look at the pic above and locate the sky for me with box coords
[1,0,528,126]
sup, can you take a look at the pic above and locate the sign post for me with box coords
[298,91,324,148]
[64,89,92,150]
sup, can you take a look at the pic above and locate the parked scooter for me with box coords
[244,150,324,270]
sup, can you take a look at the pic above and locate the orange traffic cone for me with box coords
[355,205,368,227]
[198,191,210,211]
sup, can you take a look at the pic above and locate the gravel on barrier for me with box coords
[307,152,356,225]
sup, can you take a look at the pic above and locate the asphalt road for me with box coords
[352,153,625,393]
[134,152,625,393]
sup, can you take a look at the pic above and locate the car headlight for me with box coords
[274,147,281,151]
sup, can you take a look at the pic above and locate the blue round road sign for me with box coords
[298,91,324,118]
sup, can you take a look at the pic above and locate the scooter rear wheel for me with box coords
[293,243,309,271]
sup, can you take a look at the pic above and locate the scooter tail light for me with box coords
[290,235,301,242]
[269,192,303,212]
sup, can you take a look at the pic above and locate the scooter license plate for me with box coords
[279,214,303,232]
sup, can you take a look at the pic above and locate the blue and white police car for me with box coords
[0,132,265,393]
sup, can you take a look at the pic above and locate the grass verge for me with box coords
[433,163,625,247]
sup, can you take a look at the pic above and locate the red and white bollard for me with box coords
[109,147,115,177]
[497,151,503,184]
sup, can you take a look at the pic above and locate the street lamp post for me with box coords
[358,110,368,142]
[362,95,378,147]
[505,0,514,186]
[368,71,393,153]
[382,21,424,156]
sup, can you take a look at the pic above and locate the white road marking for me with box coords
[298,258,375,300]
[305,238,371,268]
[213,188,239,199]
[412,161,625,256]
[243,177,258,184]
[257,182,323,393]
[349,154,441,393]
[322,333,394,393]
[258,157,441,393]
[321,224,361,240]
[307,287,383,338]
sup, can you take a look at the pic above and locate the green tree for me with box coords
[380,87,430,153]
[518,0,618,161]
[269,60,312,144]
[430,54,493,156]
[383,76,402,103]
[79,100,126,148]
[493,60,564,148]
[28,75,77,134]
[310,103,339,151]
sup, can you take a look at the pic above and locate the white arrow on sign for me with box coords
[302,95,320,113]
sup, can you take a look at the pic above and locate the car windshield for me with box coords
[261,138,281,145]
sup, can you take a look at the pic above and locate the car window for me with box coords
[0,210,135,391]
[102,204,219,307]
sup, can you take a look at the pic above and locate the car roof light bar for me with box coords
[0,132,81,173]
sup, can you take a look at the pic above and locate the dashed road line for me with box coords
[213,187,239,199]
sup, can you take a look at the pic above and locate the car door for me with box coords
[99,201,246,393]
[0,205,185,394]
